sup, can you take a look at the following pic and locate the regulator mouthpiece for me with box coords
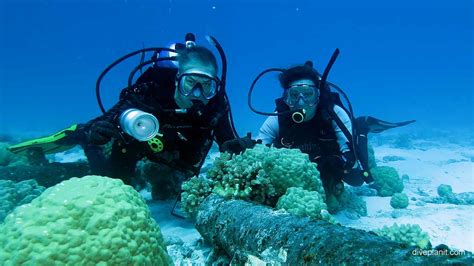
[291,110,305,123]
[185,33,196,48]
[119,108,159,141]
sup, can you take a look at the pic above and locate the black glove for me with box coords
[340,151,356,173]
[87,120,121,145]
[59,124,89,146]
[314,151,356,174]
[221,132,259,154]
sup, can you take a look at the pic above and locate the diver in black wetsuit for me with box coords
[73,34,239,199]
[6,33,253,201]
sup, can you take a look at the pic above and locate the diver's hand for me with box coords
[340,151,356,173]
[221,132,260,154]
[314,155,341,171]
[314,151,355,173]
[87,120,121,145]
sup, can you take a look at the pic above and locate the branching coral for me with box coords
[182,145,326,219]
[207,145,324,205]
[373,223,431,249]
[276,187,335,224]
[181,175,214,218]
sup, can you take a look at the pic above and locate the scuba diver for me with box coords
[239,49,415,200]
[8,33,242,200]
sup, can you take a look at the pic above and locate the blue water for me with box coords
[0,0,472,138]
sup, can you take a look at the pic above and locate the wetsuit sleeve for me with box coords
[72,87,146,146]
[85,86,148,126]
[256,116,279,145]
[88,101,127,125]
[332,105,352,153]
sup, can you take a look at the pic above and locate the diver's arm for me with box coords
[56,99,131,149]
[332,105,352,153]
[314,106,356,173]
[256,116,279,145]
[78,86,147,145]
[83,91,133,127]
[87,81,160,126]
[332,106,361,176]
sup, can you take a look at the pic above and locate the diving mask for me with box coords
[177,71,219,100]
[284,83,319,108]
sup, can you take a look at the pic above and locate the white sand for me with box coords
[336,143,474,252]
[140,192,212,265]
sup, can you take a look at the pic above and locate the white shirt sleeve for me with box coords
[332,105,352,153]
[256,116,279,145]
[256,107,351,152]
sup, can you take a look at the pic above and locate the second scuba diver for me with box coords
[231,49,415,207]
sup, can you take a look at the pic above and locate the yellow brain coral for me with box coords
[0,175,171,265]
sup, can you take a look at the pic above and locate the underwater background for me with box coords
[0,0,472,137]
[0,0,473,265]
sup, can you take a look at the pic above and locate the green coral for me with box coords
[0,179,45,222]
[437,184,453,197]
[0,175,172,265]
[207,145,324,205]
[210,150,263,200]
[181,175,214,218]
[374,223,431,249]
[390,193,409,209]
[262,147,321,195]
[0,142,28,167]
[276,187,334,223]
[370,166,404,196]
[181,145,326,217]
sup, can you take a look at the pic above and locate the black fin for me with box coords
[356,116,415,134]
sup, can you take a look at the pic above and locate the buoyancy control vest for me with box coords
[273,97,344,161]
